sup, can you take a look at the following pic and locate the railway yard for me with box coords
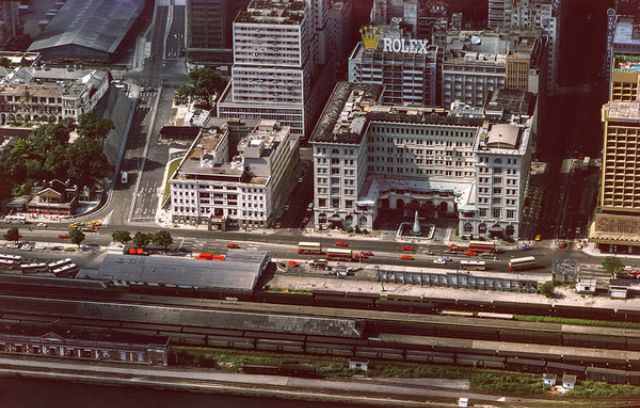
[2,241,640,404]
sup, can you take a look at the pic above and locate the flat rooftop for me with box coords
[475,123,530,156]
[236,0,305,25]
[78,252,271,293]
[368,106,485,127]
[310,82,383,145]
[613,16,640,50]
[604,101,640,123]
[484,89,536,117]
[613,54,640,72]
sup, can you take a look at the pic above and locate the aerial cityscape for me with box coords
[0,0,640,406]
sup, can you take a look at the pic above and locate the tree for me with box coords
[175,67,227,110]
[77,113,113,140]
[539,281,556,298]
[3,227,20,244]
[152,230,173,250]
[602,257,624,276]
[64,137,111,187]
[0,57,11,68]
[69,228,85,247]
[111,230,132,244]
[132,232,151,248]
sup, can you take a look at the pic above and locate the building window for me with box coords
[507,209,515,219]
[479,208,487,216]
[318,198,327,207]
[492,208,501,218]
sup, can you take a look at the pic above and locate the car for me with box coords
[534,234,542,241]
[226,243,240,249]
[36,222,47,227]
[283,205,290,212]
[275,222,281,229]
[433,257,447,265]
[449,244,465,251]
[335,241,349,247]
[360,250,374,256]
[57,233,70,239]
[402,245,415,252]
[297,177,304,183]
[400,254,415,261]
[463,250,478,256]
[479,252,496,258]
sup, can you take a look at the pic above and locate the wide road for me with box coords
[3,224,630,278]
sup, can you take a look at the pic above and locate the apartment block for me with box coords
[170,119,299,228]
[609,16,640,102]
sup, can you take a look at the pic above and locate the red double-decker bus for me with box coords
[468,241,497,253]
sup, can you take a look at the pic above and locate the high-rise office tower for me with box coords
[590,14,640,254]
[217,0,336,139]
[185,0,250,66]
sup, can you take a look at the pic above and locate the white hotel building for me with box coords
[217,0,334,139]
[170,119,299,228]
[310,82,534,239]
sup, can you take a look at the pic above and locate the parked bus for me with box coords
[51,263,78,277]
[0,254,22,262]
[468,241,497,253]
[297,242,323,255]
[0,259,18,271]
[326,248,353,260]
[460,260,487,271]
[508,256,536,271]
[47,258,72,271]
[3,215,26,224]
[20,263,49,274]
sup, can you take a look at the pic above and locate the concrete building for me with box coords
[310,82,535,239]
[170,119,299,228]
[0,65,109,126]
[590,99,640,253]
[608,16,640,102]
[442,29,544,107]
[217,0,335,139]
[0,1,20,48]
[508,0,562,96]
[185,0,250,67]
[28,0,144,62]
[348,22,439,106]
[488,0,513,29]
[0,323,170,367]
[328,0,356,74]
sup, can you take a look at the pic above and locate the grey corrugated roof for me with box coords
[79,252,270,292]
[28,0,144,54]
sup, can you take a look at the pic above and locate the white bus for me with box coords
[508,256,536,271]
[0,253,22,262]
[51,263,78,276]
[460,260,487,271]
[20,263,49,274]
[47,258,72,271]
[326,248,353,260]
[297,242,323,255]
[3,215,26,224]
[0,259,18,271]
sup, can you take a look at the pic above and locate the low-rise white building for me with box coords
[170,119,299,228]
[0,65,109,126]
[310,82,535,240]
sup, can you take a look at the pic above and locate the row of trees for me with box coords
[112,230,173,250]
[0,113,114,200]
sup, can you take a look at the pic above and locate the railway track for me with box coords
[1,287,640,385]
